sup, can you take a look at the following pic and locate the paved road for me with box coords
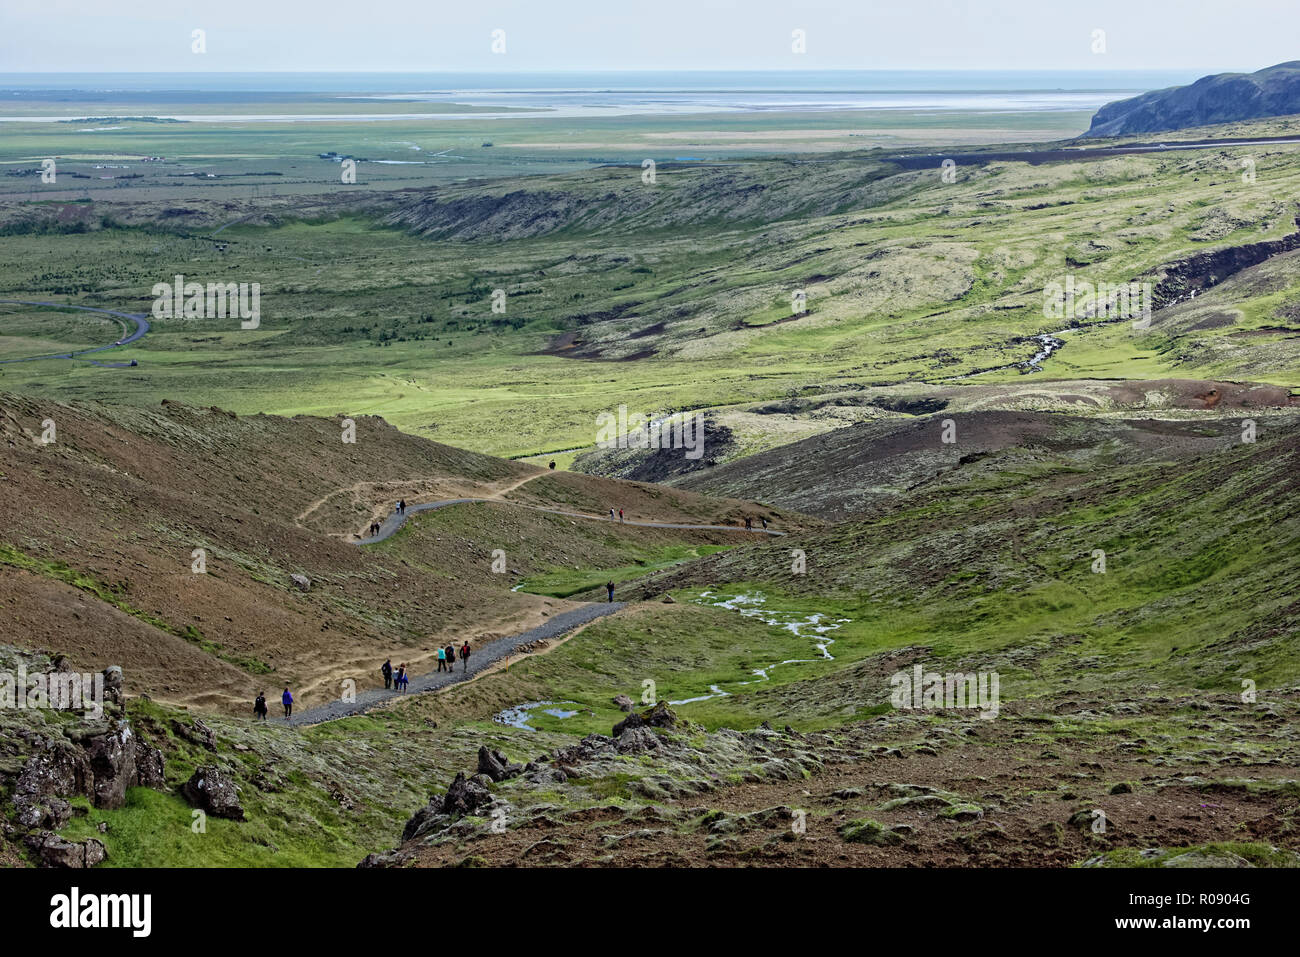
[293,601,626,725]
[355,496,785,545]
[0,299,149,366]
[883,134,1300,170]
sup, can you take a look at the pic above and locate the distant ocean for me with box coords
[0,70,1201,121]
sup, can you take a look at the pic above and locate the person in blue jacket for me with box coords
[282,686,293,720]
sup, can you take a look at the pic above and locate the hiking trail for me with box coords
[294,601,625,725]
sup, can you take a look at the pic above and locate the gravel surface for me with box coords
[295,601,626,725]
[356,497,784,544]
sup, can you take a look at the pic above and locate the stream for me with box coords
[491,591,852,719]
[493,700,581,730]
[666,591,851,705]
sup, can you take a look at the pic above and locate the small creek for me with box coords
[493,700,581,730]
[666,591,851,705]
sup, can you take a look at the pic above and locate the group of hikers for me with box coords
[253,687,294,722]
[382,642,470,689]
[251,643,474,723]
[364,499,410,538]
[381,661,412,691]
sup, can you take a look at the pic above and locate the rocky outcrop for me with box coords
[12,718,165,831]
[24,831,107,868]
[101,665,124,707]
[85,722,137,809]
[358,849,415,869]
[181,766,245,820]
[134,737,167,790]
[171,718,217,752]
[1088,61,1300,137]
[476,746,523,783]
[1150,219,1300,309]
[440,771,492,817]
[614,726,664,754]
[370,718,841,865]
[612,700,677,737]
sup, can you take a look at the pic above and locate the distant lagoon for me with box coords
[0,69,1202,123]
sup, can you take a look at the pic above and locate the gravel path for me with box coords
[293,601,626,725]
[356,497,784,545]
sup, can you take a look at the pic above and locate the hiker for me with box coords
[437,647,446,672]
[459,642,471,671]
[761,516,768,530]
[446,644,456,673]
[254,691,268,722]
[745,517,752,530]
[396,665,408,692]
[606,580,615,602]
[381,658,393,690]
[282,686,293,720]
[618,508,624,523]
[610,508,615,521]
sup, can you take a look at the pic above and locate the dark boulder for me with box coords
[181,766,245,820]
[614,726,663,754]
[612,700,677,737]
[358,849,414,868]
[476,746,523,782]
[401,803,448,842]
[24,831,107,868]
[133,737,166,789]
[17,797,72,830]
[13,746,87,828]
[85,722,137,810]
[611,710,644,737]
[440,771,492,816]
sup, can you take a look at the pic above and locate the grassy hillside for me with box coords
[0,392,764,714]
[3,119,1300,464]
[3,400,1294,868]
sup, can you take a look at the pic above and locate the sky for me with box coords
[0,0,1294,73]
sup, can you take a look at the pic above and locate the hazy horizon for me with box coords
[3,0,1295,73]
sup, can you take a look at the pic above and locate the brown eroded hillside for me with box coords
[0,393,770,714]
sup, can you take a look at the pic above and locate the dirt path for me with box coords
[356,497,785,544]
[294,601,626,725]
[298,471,547,532]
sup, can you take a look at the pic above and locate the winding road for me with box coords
[884,133,1300,170]
[355,495,786,545]
[0,299,149,367]
[294,601,625,725]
